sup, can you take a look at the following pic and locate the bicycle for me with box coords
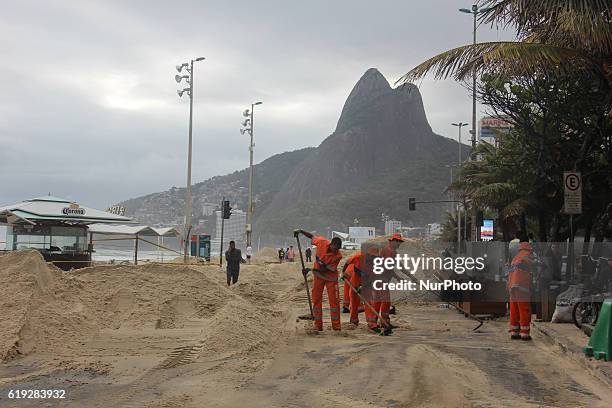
[572,256,611,329]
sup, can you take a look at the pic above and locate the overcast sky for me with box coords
[0,0,514,209]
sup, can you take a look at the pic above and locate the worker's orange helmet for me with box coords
[388,233,404,242]
[519,242,532,252]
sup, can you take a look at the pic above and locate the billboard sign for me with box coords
[107,205,126,216]
[479,116,513,146]
[480,219,494,241]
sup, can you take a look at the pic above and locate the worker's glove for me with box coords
[293,229,301,237]
[302,268,311,276]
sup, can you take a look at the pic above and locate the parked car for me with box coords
[342,241,359,250]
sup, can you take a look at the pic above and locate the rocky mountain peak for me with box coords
[336,68,391,132]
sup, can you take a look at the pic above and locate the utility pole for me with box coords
[452,122,468,252]
[219,198,225,267]
[241,101,263,248]
[460,4,490,243]
[176,56,205,263]
[459,4,490,148]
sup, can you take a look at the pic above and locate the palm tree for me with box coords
[398,1,612,91]
[447,140,525,239]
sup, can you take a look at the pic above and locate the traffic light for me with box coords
[222,200,232,219]
[408,198,416,211]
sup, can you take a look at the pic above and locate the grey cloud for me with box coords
[0,0,512,209]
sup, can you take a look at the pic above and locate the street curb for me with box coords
[532,321,612,388]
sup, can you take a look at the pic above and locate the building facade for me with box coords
[202,203,217,217]
[426,223,443,240]
[348,226,375,245]
[384,220,402,236]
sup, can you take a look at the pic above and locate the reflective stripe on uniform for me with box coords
[315,257,337,272]
[510,284,530,292]
[509,261,530,272]
[313,270,338,282]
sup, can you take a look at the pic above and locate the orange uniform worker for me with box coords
[376,233,404,323]
[342,265,352,313]
[507,242,534,340]
[341,251,365,325]
[360,246,392,335]
[294,229,344,331]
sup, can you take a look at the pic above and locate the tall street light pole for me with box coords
[459,4,490,148]
[460,5,490,243]
[241,101,263,248]
[452,122,468,252]
[176,56,205,263]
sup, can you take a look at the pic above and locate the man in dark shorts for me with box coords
[225,241,245,286]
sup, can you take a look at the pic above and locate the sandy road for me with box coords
[214,305,612,408]
[0,253,611,408]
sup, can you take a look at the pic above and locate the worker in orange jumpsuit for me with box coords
[342,265,352,313]
[380,233,404,318]
[508,242,534,340]
[294,229,343,331]
[341,251,365,325]
[358,246,392,335]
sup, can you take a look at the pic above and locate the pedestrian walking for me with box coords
[225,241,245,286]
[287,245,295,262]
[246,245,252,264]
[294,229,343,331]
[305,247,312,262]
[278,248,285,263]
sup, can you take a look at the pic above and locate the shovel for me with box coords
[295,233,314,320]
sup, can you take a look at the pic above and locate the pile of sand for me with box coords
[0,250,296,363]
[253,247,281,264]
[0,250,89,360]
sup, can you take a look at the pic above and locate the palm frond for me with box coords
[472,182,518,206]
[481,0,612,54]
[501,197,530,219]
[397,41,592,84]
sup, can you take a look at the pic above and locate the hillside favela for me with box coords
[1,1,612,407]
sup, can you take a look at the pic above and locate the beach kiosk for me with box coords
[0,196,132,270]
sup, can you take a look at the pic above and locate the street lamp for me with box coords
[459,4,491,148]
[459,5,490,243]
[452,122,468,167]
[176,56,205,263]
[240,101,263,248]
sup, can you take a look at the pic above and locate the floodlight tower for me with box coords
[240,101,263,248]
[176,57,205,263]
